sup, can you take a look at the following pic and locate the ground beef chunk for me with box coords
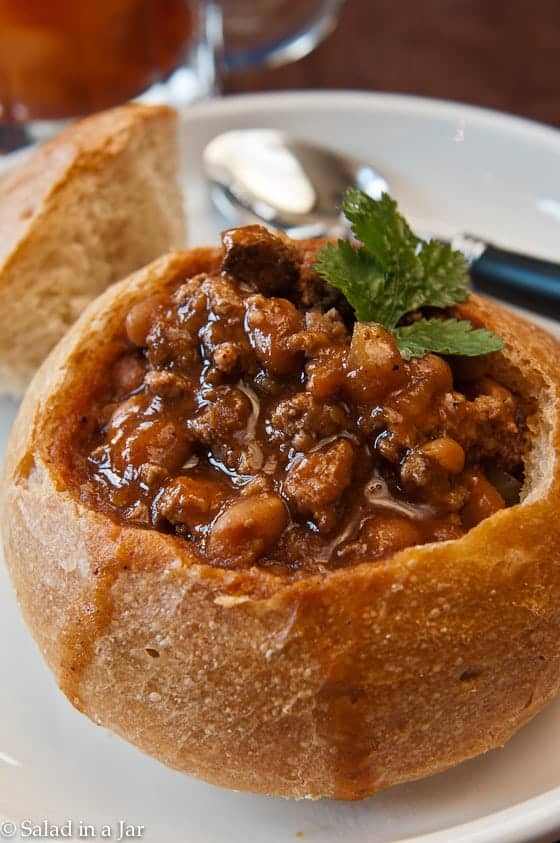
[173,277,209,334]
[295,242,354,317]
[188,386,253,443]
[157,475,228,531]
[221,225,301,296]
[199,274,255,379]
[438,389,523,469]
[290,308,348,357]
[283,438,355,531]
[146,313,199,372]
[268,392,350,452]
[144,370,189,399]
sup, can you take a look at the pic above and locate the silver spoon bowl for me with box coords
[203,128,389,239]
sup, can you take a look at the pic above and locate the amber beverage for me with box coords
[0,0,193,123]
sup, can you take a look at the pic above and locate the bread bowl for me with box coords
[2,220,560,801]
[0,102,185,397]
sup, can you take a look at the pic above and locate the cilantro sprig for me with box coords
[315,189,504,359]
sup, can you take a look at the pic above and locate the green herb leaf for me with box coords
[339,189,471,326]
[342,190,423,326]
[315,240,385,322]
[342,189,419,273]
[416,240,470,308]
[314,187,503,358]
[393,318,505,360]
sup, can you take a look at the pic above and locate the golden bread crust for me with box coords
[3,245,560,800]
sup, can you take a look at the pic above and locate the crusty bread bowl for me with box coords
[0,103,185,397]
[2,239,560,801]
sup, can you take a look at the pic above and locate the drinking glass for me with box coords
[0,0,344,148]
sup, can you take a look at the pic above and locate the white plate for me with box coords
[1,91,560,843]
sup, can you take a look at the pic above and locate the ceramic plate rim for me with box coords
[184,88,560,150]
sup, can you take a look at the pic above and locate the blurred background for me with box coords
[1,0,559,154]
[226,0,560,127]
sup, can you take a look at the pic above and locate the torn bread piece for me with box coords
[0,103,185,396]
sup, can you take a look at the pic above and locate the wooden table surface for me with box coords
[226,0,560,128]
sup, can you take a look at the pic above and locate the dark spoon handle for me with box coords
[466,238,560,319]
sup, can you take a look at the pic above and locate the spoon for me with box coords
[203,129,388,239]
[203,128,560,318]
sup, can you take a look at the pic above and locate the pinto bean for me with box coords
[245,295,304,376]
[346,323,404,403]
[476,377,514,405]
[361,514,424,558]
[306,348,348,400]
[125,294,168,347]
[462,470,505,529]
[386,353,454,426]
[207,493,288,565]
[421,437,465,475]
[118,418,192,475]
[106,394,144,434]
[112,354,146,397]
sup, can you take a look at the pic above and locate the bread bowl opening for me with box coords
[68,226,531,576]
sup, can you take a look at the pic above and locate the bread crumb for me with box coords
[214,594,251,607]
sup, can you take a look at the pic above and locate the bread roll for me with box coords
[2,240,560,801]
[0,103,185,396]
